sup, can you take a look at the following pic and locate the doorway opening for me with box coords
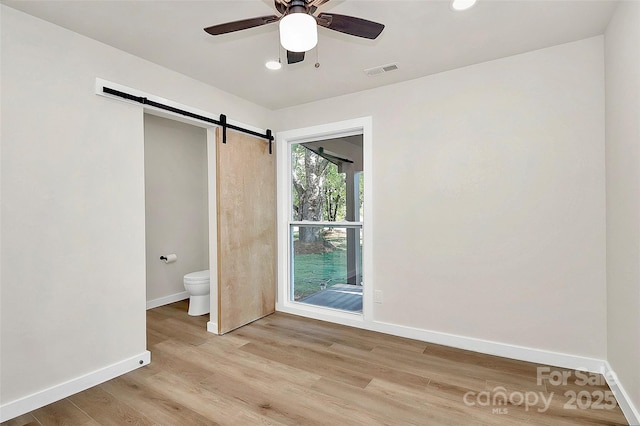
[143,114,210,311]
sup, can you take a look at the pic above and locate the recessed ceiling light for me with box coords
[451,0,477,11]
[265,60,282,70]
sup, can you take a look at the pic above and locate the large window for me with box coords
[289,137,363,313]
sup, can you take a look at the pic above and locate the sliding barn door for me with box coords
[216,127,276,334]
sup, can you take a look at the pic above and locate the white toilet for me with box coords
[183,270,210,316]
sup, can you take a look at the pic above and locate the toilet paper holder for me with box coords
[160,254,177,263]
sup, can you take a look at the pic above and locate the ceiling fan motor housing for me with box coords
[287,0,309,14]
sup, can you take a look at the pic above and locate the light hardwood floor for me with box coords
[3,301,628,425]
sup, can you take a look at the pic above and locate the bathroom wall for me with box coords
[144,114,209,307]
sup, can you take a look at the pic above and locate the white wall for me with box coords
[277,37,607,359]
[605,0,640,419]
[144,114,209,304]
[0,4,272,411]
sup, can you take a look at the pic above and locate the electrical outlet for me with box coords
[374,290,383,304]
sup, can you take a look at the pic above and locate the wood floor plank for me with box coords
[3,302,629,426]
[236,325,432,390]
[197,368,317,425]
[0,414,39,426]
[240,340,374,388]
[143,370,282,425]
[67,386,153,426]
[146,326,169,348]
[264,313,428,353]
[240,320,337,349]
[422,344,551,391]
[31,398,98,425]
[365,377,513,426]
[197,365,368,426]
[311,376,431,425]
[370,344,490,392]
[146,316,210,347]
[196,340,323,388]
[100,375,218,425]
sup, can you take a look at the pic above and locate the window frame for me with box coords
[276,117,373,326]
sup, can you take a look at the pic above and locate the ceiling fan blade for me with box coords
[317,13,384,39]
[274,0,286,15]
[309,0,331,14]
[287,50,305,64]
[204,15,280,36]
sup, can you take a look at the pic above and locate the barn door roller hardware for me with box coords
[102,86,273,154]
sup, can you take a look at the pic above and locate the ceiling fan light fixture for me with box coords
[451,0,477,11]
[279,12,317,52]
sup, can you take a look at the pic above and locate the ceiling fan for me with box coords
[204,0,385,65]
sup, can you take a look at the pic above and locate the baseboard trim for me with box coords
[146,291,189,310]
[371,319,606,373]
[604,361,640,425]
[0,351,151,423]
[275,305,608,374]
[207,321,219,335]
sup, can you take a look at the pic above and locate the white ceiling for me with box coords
[2,0,618,110]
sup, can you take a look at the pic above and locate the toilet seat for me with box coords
[184,270,209,284]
